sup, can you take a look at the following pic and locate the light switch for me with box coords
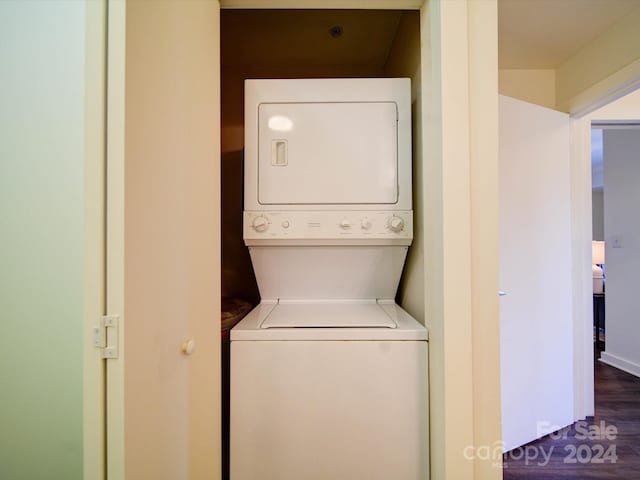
[612,235,622,248]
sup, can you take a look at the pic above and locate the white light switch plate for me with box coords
[612,235,622,248]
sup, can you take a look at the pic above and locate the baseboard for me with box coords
[600,352,640,378]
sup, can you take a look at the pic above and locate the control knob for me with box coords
[339,219,352,229]
[361,218,372,230]
[387,216,405,233]
[251,215,269,232]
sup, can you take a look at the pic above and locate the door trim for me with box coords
[105,0,126,478]
[570,84,640,421]
[84,1,108,479]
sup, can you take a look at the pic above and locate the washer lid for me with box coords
[261,302,396,329]
[230,300,428,341]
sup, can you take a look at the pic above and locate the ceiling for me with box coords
[499,0,640,69]
[221,10,404,71]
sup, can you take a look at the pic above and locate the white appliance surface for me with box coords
[244,210,412,245]
[230,304,429,480]
[258,102,398,205]
[231,300,428,341]
[232,78,427,480]
[261,301,396,328]
[248,246,408,301]
[244,78,412,212]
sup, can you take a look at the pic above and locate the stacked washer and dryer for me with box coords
[230,78,428,480]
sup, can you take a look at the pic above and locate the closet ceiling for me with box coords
[221,9,403,71]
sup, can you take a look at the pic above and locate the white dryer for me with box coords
[230,79,428,480]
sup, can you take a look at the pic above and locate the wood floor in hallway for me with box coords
[503,356,640,479]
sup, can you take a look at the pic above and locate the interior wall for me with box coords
[592,190,604,240]
[0,2,86,478]
[424,1,502,477]
[590,86,640,117]
[601,128,640,377]
[384,12,424,323]
[498,69,556,110]
[556,5,640,112]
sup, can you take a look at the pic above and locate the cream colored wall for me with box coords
[468,2,501,476]
[385,13,425,324]
[498,6,640,114]
[589,85,640,116]
[115,1,221,478]
[424,0,501,478]
[498,69,555,109]
[556,5,640,113]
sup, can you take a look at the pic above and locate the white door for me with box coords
[106,1,221,478]
[499,95,574,451]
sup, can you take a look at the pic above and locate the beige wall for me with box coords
[423,0,501,478]
[118,1,221,478]
[556,6,640,112]
[498,5,640,114]
[601,129,640,377]
[499,69,555,109]
[384,13,426,323]
[468,1,502,476]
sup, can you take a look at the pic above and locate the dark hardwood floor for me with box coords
[503,350,640,479]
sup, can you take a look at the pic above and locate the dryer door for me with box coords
[258,102,398,205]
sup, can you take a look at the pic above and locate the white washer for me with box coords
[230,301,428,480]
[231,79,428,480]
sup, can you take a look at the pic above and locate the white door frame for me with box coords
[570,114,596,421]
[105,0,126,478]
[571,83,640,422]
[84,1,107,479]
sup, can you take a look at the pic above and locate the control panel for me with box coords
[244,210,413,245]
